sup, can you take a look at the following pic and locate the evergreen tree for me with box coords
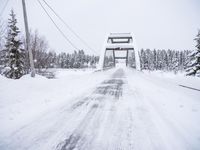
[186,30,200,76]
[2,10,25,79]
[153,49,158,70]
[139,49,190,72]
[172,51,179,74]
[167,49,173,71]
[140,49,146,69]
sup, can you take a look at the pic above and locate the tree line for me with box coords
[137,31,200,76]
[101,34,200,76]
[24,30,99,70]
[0,10,99,78]
[139,49,190,72]
[0,10,199,79]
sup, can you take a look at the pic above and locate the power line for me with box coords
[41,0,98,55]
[0,0,10,17]
[36,0,79,51]
[0,21,7,34]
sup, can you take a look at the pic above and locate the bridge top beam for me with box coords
[108,33,132,38]
[108,37,132,40]
[106,48,134,51]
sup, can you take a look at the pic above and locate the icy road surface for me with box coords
[0,68,200,150]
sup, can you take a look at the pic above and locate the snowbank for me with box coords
[126,68,200,149]
[142,70,200,89]
[0,68,114,137]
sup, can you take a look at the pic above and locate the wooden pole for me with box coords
[22,0,35,77]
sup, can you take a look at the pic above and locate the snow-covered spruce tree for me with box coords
[3,10,25,79]
[186,30,200,76]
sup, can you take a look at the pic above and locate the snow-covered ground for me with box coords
[0,67,200,150]
[0,69,113,138]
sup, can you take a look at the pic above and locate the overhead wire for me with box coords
[36,0,79,51]
[0,0,10,17]
[41,0,98,55]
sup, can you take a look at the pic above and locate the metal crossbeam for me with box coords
[106,48,134,51]
[114,57,127,59]
[108,37,132,40]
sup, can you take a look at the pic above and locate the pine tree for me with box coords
[186,30,200,76]
[3,10,25,79]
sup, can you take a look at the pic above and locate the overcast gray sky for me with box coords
[1,0,200,54]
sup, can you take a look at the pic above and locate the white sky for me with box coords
[0,0,200,54]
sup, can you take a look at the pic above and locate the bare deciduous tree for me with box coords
[23,30,50,70]
[0,19,7,50]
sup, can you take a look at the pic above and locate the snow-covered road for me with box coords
[0,68,200,150]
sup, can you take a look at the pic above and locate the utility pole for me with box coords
[22,0,35,77]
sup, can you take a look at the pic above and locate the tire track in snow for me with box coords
[58,103,101,150]
[57,69,125,150]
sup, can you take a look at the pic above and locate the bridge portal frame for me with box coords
[98,33,141,70]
